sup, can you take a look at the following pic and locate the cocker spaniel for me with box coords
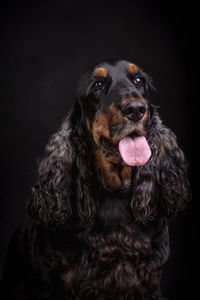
[2,60,189,299]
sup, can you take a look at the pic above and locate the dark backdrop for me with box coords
[0,0,198,299]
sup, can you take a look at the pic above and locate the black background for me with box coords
[0,0,198,299]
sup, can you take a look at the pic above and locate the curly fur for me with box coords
[2,60,190,300]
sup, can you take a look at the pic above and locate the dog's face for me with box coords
[77,60,153,188]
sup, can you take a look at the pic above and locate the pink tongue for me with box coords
[119,136,151,166]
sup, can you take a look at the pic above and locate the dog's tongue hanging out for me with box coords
[119,136,151,166]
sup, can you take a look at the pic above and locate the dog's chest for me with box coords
[61,224,164,298]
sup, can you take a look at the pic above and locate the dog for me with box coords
[1,60,189,299]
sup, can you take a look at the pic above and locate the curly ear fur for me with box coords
[131,107,190,222]
[27,100,96,228]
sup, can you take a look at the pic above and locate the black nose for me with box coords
[121,101,146,122]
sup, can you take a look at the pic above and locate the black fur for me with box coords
[1,60,190,299]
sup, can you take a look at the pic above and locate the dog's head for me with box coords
[76,60,153,189]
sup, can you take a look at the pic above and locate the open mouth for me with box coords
[118,132,151,166]
[100,130,152,167]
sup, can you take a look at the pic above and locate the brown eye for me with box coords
[91,81,105,92]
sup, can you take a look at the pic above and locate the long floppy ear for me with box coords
[131,108,190,222]
[27,99,96,229]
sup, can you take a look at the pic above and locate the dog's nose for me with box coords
[121,101,146,122]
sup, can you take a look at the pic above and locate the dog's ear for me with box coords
[27,99,96,229]
[153,121,190,218]
[131,109,190,222]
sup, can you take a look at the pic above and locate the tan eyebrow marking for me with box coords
[127,63,139,73]
[93,67,107,77]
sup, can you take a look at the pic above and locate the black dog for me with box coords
[2,60,189,299]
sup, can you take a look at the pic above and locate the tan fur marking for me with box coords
[95,149,131,190]
[96,150,121,190]
[122,97,145,105]
[127,63,139,73]
[108,103,126,128]
[93,67,107,77]
[143,108,149,123]
[86,118,91,131]
[92,104,126,145]
[92,112,110,145]
[121,165,132,186]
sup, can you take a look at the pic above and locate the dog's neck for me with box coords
[95,148,132,190]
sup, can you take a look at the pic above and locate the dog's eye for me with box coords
[91,81,105,92]
[133,76,145,87]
